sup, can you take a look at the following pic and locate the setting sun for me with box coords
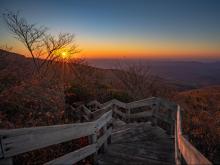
[60,52,68,60]
[61,52,67,59]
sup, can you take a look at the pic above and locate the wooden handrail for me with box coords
[175,106,212,165]
[0,122,96,157]
[86,97,174,124]
[0,98,213,165]
[90,98,213,165]
[100,97,157,109]
[0,111,113,165]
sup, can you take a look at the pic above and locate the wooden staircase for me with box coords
[0,97,212,165]
[98,122,175,165]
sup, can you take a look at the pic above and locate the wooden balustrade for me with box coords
[175,106,212,165]
[0,97,213,165]
[88,98,213,165]
[0,111,112,165]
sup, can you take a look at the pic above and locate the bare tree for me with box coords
[3,11,46,72]
[3,11,79,75]
[114,61,156,99]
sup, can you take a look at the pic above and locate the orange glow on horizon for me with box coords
[12,46,220,60]
[4,39,220,60]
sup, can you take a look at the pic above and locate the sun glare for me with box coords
[61,52,67,59]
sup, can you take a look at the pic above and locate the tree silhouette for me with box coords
[3,11,80,75]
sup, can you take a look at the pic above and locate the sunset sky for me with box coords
[0,0,220,59]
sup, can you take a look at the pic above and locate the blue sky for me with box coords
[1,0,220,59]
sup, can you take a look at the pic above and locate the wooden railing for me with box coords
[0,111,112,165]
[89,97,163,121]
[175,105,212,165]
[88,98,213,165]
[87,97,176,135]
[0,97,213,165]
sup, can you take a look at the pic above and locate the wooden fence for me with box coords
[175,105,212,165]
[0,111,112,165]
[0,97,213,165]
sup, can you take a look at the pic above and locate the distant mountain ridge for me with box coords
[88,59,220,88]
[1,50,220,91]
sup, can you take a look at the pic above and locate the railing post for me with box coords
[175,106,186,165]
[151,100,159,126]
[108,116,112,145]
[175,119,181,165]
[112,104,116,119]
[127,108,130,123]
[92,129,98,165]
[108,128,112,145]
[103,124,108,153]
[0,136,13,165]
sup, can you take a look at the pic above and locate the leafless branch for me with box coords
[114,61,156,99]
[3,11,47,72]
[3,11,80,77]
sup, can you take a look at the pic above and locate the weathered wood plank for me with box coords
[87,100,102,107]
[92,104,112,119]
[176,106,182,135]
[178,135,212,165]
[82,115,90,121]
[111,99,127,109]
[97,127,112,149]
[101,99,114,108]
[127,97,156,109]
[0,122,96,157]
[102,97,156,110]
[0,137,3,158]
[114,108,152,120]
[158,98,177,111]
[103,99,127,109]
[44,144,96,165]
[176,106,212,165]
[80,105,93,115]
[175,122,181,165]
[0,121,94,136]
[113,109,126,119]
[103,125,108,152]
[98,122,175,165]
[154,113,172,124]
[129,111,152,119]
[96,111,112,129]
[92,131,98,164]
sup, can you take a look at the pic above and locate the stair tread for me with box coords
[98,123,175,165]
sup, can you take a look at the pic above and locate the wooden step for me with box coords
[98,123,175,165]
